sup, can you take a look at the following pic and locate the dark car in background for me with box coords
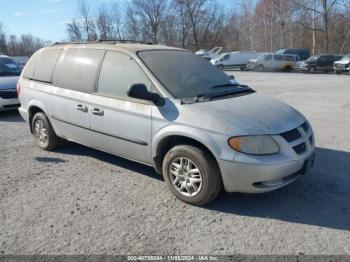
[0,55,21,111]
[275,48,310,61]
[302,55,343,73]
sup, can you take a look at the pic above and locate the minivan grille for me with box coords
[0,89,18,99]
[280,122,313,155]
[293,143,307,154]
[280,129,301,142]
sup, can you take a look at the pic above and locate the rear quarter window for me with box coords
[53,48,105,93]
[23,49,62,83]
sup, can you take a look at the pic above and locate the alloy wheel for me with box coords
[169,157,203,197]
[34,119,48,146]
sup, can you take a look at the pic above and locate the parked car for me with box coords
[0,55,21,111]
[275,48,310,61]
[334,54,350,74]
[247,53,299,71]
[295,60,307,71]
[210,51,261,71]
[302,55,343,73]
[195,47,223,61]
[18,42,315,205]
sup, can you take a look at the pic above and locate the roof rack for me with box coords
[52,39,153,46]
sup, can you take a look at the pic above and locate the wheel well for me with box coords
[284,65,292,71]
[154,135,219,174]
[28,106,44,133]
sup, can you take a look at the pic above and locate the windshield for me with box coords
[0,57,21,76]
[306,56,318,62]
[340,55,350,61]
[257,53,268,60]
[138,50,249,100]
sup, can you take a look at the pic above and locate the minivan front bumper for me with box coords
[218,152,315,193]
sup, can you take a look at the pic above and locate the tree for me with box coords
[128,0,168,43]
[96,5,114,40]
[66,19,83,42]
[77,0,97,41]
[0,23,8,54]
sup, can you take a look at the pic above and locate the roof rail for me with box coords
[97,39,153,45]
[52,39,153,46]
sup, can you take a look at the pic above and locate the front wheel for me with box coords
[162,145,222,206]
[257,64,264,72]
[308,66,316,73]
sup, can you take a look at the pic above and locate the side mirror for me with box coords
[230,75,235,80]
[127,84,165,106]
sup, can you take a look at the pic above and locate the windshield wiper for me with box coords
[211,83,239,89]
[181,93,211,104]
[211,83,250,89]
[209,88,255,100]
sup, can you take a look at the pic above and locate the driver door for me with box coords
[89,51,153,164]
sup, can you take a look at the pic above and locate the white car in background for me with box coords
[0,55,21,111]
[247,53,299,72]
[195,47,223,61]
[211,51,261,71]
[334,54,350,74]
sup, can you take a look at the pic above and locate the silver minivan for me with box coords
[18,42,315,205]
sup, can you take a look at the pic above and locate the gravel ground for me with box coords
[0,72,349,255]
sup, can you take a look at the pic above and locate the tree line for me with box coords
[0,23,47,57]
[67,0,350,55]
[1,0,350,57]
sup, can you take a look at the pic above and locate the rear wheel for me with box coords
[284,66,292,72]
[162,145,222,206]
[257,64,264,72]
[308,66,316,73]
[32,112,60,151]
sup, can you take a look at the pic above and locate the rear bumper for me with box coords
[18,106,29,122]
[218,152,315,193]
[0,97,20,111]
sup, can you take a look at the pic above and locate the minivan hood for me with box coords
[184,93,305,136]
[0,76,18,90]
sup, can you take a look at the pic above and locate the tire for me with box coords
[257,64,264,72]
[162,145,222,206]
[335,70,341,75]
[284,66,292,72]
[31,112,60,151]
[308,66,316,73]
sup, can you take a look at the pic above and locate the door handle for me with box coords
[91,107,104,116]
[77,104,88,112]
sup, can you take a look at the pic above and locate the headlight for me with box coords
[228,135,280,155]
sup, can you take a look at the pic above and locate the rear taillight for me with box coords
[16,82,21,96]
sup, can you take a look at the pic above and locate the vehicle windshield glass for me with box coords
[0,57,21,76]
[340,55,350,61]
[257,54,267,60]
[306,56,318,62]
[138,50,247,99]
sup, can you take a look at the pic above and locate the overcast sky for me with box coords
[0,0,240,42]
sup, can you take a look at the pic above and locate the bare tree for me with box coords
[129,0,168,43]
[0,23,7,54]
[96,5,114,40]
[77,0,97,41]
[66,19,83,42]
